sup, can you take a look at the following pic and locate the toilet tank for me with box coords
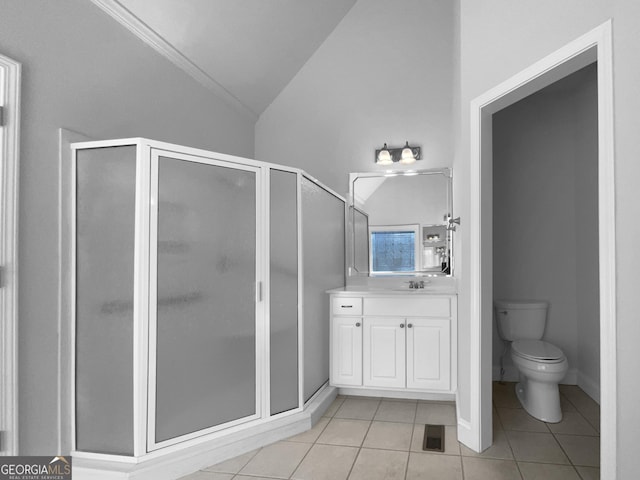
[494,300,548,341]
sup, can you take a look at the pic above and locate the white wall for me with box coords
[458,1,640,475]
[491,66,599,395]
[256,0,456,196]
[0,0,254,454]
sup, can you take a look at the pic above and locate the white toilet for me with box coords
[495,300,568,423]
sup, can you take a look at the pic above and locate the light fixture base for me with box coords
[375,143,421,164]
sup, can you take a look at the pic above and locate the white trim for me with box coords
[595,22,617,480]
[338,387,454,402]
[57,128,92,455]
[134,141,151,456]
[89,0,258,121]
[467,20,616,478]
[0,53,20,456]
[297,172,305,410]
[300,172,345,204]
[70,146,78,453]
[262,168,271,419]
[70,138,330,188]
[456,414,474,449]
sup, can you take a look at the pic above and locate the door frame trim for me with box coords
[0,52,21,456]
[467,19,616,478]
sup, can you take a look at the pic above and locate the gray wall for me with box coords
[492,66,599,397]
[363,175,448,226]
[0,0,254,454]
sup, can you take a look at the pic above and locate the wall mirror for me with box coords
[348,168,453,276]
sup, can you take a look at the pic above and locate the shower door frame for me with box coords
[146,146,265,451]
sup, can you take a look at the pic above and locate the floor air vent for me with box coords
[422,424,445,452]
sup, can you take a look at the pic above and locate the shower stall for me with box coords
[71,138,345,464]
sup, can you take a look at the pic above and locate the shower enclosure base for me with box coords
[72,385,336,480]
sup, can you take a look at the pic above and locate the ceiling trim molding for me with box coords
[90,0,258,121]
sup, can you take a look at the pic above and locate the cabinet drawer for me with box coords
[332,297,363,316]
[363,296,450,317]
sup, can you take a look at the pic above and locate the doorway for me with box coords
[0,52,21,456]
[468,21,616,478]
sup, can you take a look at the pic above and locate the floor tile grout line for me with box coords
[560,388,601,430]
[403,420,418,480]
[288,407,338,480]
[514,459,583,478]
[549,429,601,469]
[512,457,525,480]
[209,446,262,476]
[345,398,381,480]
[501,425,520,464]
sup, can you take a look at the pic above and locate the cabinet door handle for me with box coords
[355,322,361,327]
[400,323,405,328]
[407,323,413,328]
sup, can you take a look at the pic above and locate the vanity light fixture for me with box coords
[375,141,421,165]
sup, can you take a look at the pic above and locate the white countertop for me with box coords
[327,285,457,296]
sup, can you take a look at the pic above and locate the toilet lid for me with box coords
[512,340,564,361]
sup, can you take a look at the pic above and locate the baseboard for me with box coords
[491,365,519,383]
[73,386,337,480]
[492,365,578,384]
[577,371,600,404]
[338,387,454,402]
[456,416,476,451]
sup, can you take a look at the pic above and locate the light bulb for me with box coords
[400,142,415,164]
[376,144,393,165]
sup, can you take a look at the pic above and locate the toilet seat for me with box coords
[512,340,565,363]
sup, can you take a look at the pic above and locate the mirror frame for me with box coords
[348,168,453,277]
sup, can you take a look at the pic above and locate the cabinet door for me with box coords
[331,317,362,386]
[406,318,450,391]
[363,317,406,388]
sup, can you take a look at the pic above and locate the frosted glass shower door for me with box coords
[302,177,346,402]
[148,150,262,449]
[75,145,137,456]
[270,170,299,415]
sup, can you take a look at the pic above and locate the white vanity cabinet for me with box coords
[330,292,457,396]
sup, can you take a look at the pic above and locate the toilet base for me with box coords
[515,380,562,423]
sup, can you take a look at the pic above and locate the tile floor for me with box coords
[181,382,600,480]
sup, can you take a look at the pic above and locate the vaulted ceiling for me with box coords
[109,0,357,119]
